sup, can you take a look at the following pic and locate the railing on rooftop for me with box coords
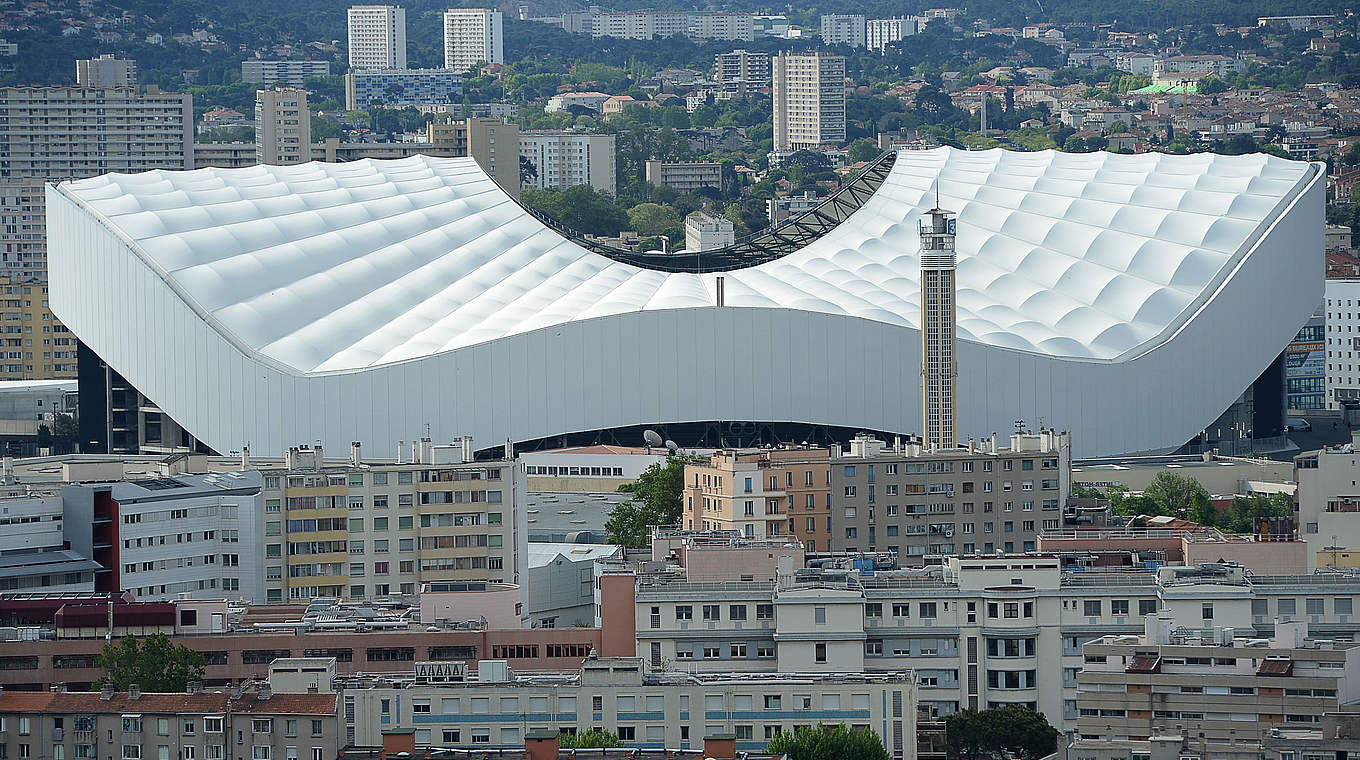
[1060,574,1159,587]
[516,150,898,273]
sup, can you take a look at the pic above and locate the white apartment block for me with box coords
[1154,54,1243,78]
[1325,278,1360,409]
[684,211,735,252]
[348,656,916,757]
[590,11,688,40]
[618,557,1360,735]
[519,132,617,195]
[866,18,918,52]
[0,86,193,282]
[241,59,332,86]
[255,88,311,166]
[348,5,407,70]
[714,50,770,88]
[75,55,136,87]
[772,52,847,151]
[821,14,867,48]
[689,12,755,42]
[1295,428,1360,569]
[443,8,503,72]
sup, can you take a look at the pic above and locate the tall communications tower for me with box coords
[919,206,958,451]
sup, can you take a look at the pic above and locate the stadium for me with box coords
[48,148,1322,458]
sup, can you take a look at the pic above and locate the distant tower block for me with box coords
[919,205,958,451]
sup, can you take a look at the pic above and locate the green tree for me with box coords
[606,454,703,547]
[628,203,680,237]
[846,137,883,164]
[520,186,629,236]
[765,723,891,760]
[1198,76,1230,94]
[1142,471,1213,519]
[1062,135,1086,152]
[96,633,206,693]
[945,706,1058,759]
[559,729,622,749]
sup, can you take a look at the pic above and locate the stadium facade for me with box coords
[47,148,1323,458]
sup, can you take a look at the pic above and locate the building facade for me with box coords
[75,54,136,87]
[0,86,192,283]
[443,8,504,72]
[689,12,755,42]
[684,211,735,252]
[830,432,1072,558]
[344,68,463,111]
[682,448,832,549]
[242,60,331,86]
[347,656,916,757]
[255,88,311,166]
[519,132,616,194]
[919,207,958,451]
[1286,312,1325,412]
[347,4,407,70]
[0,278,76,379]
[866,18,918,52]
[643,161,723,192]
[714,50,770,98]
[1325,277,1360,409]
[772,52,846,151]
[822,14,868,47]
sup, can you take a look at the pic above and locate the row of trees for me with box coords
[1074,472,1294,533]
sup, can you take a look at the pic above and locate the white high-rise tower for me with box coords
[443,8,504,72]
[347,5,407,70]
[919,205,958,451]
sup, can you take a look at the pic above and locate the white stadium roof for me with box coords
[49,148,1323,457]
[56,148,1313,373]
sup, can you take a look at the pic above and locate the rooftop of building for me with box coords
[0,689,338,715]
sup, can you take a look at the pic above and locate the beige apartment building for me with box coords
[682,447,832,551]
[258,441,525,605]
[255,88,311,165]
[0,687,341,760]
[427,118,519,196]
[0,86,194,282]
[1069,617,1360,759]
[0,276,76,379]
[771,52,846,151]
[831,432,1071,560]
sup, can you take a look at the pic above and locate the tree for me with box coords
[1198,76,1229,94]
[945,706,1058,759]
[559,729,621,749]
[606,454,702,547]
[96,633,206,693]
[846,137,883,164]
[765,723,891,760]
[628,202,680,237]
[1141,471,1213,519]
[519,156,538,187]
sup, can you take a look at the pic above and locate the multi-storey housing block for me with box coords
[689,12,755,42]
[830,431,1071,558]
[771,52,846,151]
[714,50,770,98]
[346,656,917,757]
[682,447,832,550]
[821,14,868,47]
[646,161,724,192]
[75,54,136,87]
[0,277,76,378]
[241,59,331,86]
[255,88,311,166]
[518,132,616,195]
[347,5,407,70]
[443,8,503,72]
[344,68,463,111]
[866,18,919,52]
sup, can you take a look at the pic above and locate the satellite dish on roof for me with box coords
[643,430,664,448]
[665,440,679,454]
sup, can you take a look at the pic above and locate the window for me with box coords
[252,719,273,734]
[1112,600,1129,616]
[676,605,692,620]
[763,694,782,709]
[815,643,827,663]
[756,604,774,619]
[1083,600,1101,617]
[920,602,937,618]
[1201,603,1214,620]
[1139,599,1157,616]
[702,604,720,621]
[730,605,747,620]
[814,606,826,624]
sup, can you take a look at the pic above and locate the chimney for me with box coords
[100,684,114,700]
[524,729,561,760]
[462,435,474,462]
[420,437,433,464]
[396,441,406,463]
[412,436,422,464]
[128,684,141,700]
[703,733,737,760]
[240,445,250,471]
[186,681,202,694]
[257,684,272,701]
[350,441,362,467]
[381,729,418,756]
[715,275,725,307]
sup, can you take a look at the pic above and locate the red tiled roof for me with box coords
[0,691,337,715]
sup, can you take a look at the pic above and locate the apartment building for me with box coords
[0,277,76,379]
[1295,429,1360,569]
[519,445,666,493]
[344,68,463,110]
[831,432,1071,559]
[1068,618,1360,759]
[771,52,846,151]
[347,5,407,70]
[689,12,756,42]
[519,132,616,195]
[0,86,193,281]
[254,442,525,605]
[611,556,1360,734]
[1324,277,1360,409]
[590,11,689,40]
[0,687,341,760]
[75,54,136,87]
[242,59,331,86]
[443,8,504,72]
[425,118,519,196]
[682,447,832,549]
[714,50,770,98]
[684,210,734,252]
[347,656,917,757]
[644,160,723,192]
[866,18,919,52]
[821,14,868,47]
[255,88,311,165]
[193,142,257,168]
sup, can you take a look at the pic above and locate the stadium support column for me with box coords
[919,206,958,451]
